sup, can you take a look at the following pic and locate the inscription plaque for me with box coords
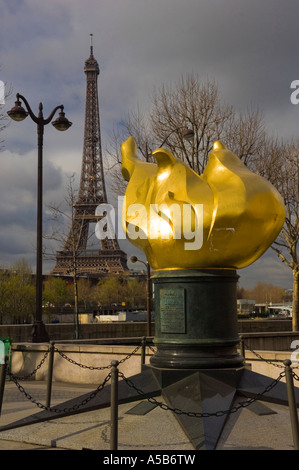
[160,288,185,333]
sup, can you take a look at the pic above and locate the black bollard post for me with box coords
[141,336,146,371]
[0,358,7,418]
[46,341,55,409]
[239,336,245,361]
[284,359,299,450]
[110,360,119,450]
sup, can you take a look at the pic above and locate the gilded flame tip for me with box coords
[212,141,227,151]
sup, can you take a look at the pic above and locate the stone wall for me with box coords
[10,342,153,385]
[8,342,297,385]
[240,331,299,352]
[238,319,292,333]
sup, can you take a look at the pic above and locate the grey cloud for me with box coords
[240,250,293,290]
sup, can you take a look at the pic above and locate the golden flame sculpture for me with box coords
[121,137,285,270]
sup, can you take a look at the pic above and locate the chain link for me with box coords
[54,347,111,370]
[54,344,142,370]
[242,341,285,368]
[293,371,299,382]
[12,347,51,380]
[148,344,157,353]
[242,340,299,370]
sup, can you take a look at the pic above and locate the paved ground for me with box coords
[0,377,298,452]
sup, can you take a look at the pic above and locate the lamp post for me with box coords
[8,94,72,342]
[130,256,152,337]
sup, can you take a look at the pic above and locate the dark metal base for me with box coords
[150,345,244,370]
[2,365,298,450]
[151,269,244,369]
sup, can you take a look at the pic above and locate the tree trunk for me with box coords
[292,268,299,332]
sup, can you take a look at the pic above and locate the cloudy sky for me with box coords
[0,0,297,289]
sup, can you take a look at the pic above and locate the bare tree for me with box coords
[44,174,79,258]
[150,74,235,173]
[254,138,299,330]
[224,107,267,166]
[106,74,267,190]
[105,106,156,195]
[243,281,286,305]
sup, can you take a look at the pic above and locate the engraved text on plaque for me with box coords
[160,288,185,333]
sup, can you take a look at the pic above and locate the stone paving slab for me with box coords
[0,400,194,451]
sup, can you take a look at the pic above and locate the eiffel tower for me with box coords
[52,36,128,277]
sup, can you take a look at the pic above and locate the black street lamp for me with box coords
[130,256,152,337]
[8,94,72,342]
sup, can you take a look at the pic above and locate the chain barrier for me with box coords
[1,341,145,414]
[242,340,299,370]
[7,364,111,414]
[54,343,142,370]
[3,339,299,420]
[3,338,299,452]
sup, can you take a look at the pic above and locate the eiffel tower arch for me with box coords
[52,37,128,277]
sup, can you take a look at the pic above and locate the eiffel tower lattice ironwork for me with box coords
[52,38,128,276]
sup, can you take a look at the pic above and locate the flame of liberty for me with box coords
[121,137,286,271]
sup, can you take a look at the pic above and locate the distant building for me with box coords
[237,299,255,315]
[268,305,293,317]
[253,303,292,317]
